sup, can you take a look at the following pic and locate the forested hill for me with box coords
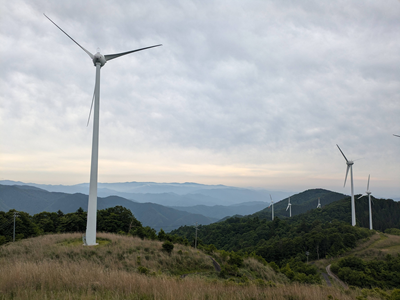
[287,195,400,231]
[253,188,347,220]
[171,194,399,264]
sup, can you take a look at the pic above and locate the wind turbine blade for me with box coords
[344,165,350,187]
[104,44,162,61]
[336,144,349,162]
[44,14,94,59]
[270,194,272,201]
[286,205,289,211]
[358,194,367,199]
[393,134,400,137]
[367,174,370,191]
[86,86,96,126]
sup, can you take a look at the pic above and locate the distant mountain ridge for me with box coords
[0,184,217,232]
[0,180,292,207]
[171,202,269,220]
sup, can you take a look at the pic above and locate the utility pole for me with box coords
[13,212,19,242]
[194,222,199,249]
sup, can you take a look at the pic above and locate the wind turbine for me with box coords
[358,175,373,230]
[337,144,356,226]
[45,14,161,246]
[317,197,321,209]
[268,194,274,220]
[286,197,292,217]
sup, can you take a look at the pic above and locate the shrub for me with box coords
[228,252,244,267]
[391,289,400,300]
[269,261,279,272]
[138,266,149,275]
[385,228,400,236]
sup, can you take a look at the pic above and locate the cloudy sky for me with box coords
[1,0,399,199]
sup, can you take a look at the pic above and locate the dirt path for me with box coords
[321,272,331,286]
[326,264,348,289]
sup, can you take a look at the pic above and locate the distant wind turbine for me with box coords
[337,144,356,226]
[45,14,161,246]
[317,197,321,209]
[268,194,274,220]
[358,175,373,230]
[286,197,292,217]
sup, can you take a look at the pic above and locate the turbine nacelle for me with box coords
[286,198,291,211]
[93,52,107,67]
[346,161,354,166]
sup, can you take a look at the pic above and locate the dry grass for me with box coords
[0,233,386,300]
[347,232,400,259]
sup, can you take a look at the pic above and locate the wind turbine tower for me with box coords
[317,198,321,209]
[45,14,161,245]
[286,197,292,217]
[337,144,356,226]
[268,194,274,220]
[358,175,373,230]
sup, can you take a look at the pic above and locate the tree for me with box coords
[162,241,174,254]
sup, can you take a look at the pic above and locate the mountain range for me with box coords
[0,180,292,206]
[0,184,217,232]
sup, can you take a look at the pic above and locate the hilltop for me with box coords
[0,232,387,300]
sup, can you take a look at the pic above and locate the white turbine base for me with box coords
[85,63,101,246]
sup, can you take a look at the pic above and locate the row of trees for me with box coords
[0,207,188,245]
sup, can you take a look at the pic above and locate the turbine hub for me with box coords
[93,52,107,67]
[347,160,354,166]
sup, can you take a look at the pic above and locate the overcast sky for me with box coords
[1,0,399,199]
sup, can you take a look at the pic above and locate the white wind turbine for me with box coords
[268,194,274,220]
[286,197,292,217]
[337,144,356,226]
[45,14,161,246]
[317,197,321,209]
[358,175,373,230]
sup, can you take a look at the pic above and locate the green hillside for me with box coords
[171,190,400,266]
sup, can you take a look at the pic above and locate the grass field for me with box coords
[0,232,397,300]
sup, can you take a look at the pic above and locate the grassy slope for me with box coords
[314,231,400,288]
[0,233,388,300]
